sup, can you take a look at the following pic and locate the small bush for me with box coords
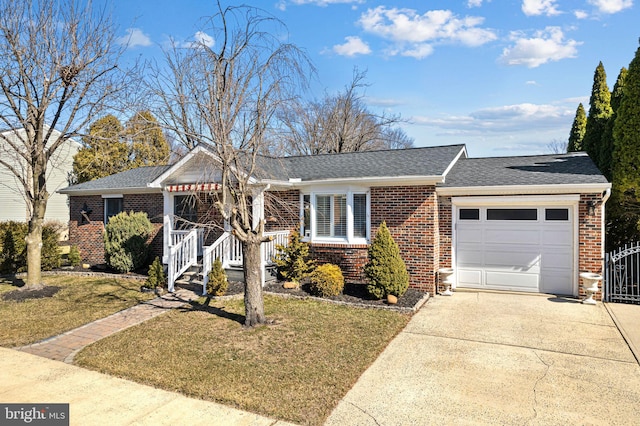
[309,263,344,297]
[274,231,315,283]
[0,221,61,273]
[365,221,409,299]
[145,257,166,289]
[104,211,153,273]
[68,245,82,267]
[207,258,228,296]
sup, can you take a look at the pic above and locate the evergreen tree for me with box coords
[599,67,627,181]
[72,115,128,183]
[583,62,612,169]
[567,103,587,152]
[364,221,409,299]
[610,42,640,250]
[126,110,170,168]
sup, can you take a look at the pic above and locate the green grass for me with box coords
[75,295,411,425]
[0,275,155,347]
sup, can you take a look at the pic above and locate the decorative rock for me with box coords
[283,281,299,289]
[386,294,398,304]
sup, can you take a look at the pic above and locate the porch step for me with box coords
[174,264,277,287]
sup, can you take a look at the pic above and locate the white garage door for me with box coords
[455,205,575,295]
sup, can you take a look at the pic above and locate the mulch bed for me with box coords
[2,286,61,302]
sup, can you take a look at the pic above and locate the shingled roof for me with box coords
[441,152,608,187]
[59,165,170,194]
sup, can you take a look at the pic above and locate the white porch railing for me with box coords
[167,228,199,292]
[199,230,291,295]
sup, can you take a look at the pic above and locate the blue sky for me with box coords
[109,0,638,157]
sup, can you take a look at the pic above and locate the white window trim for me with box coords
[300,186,370,245]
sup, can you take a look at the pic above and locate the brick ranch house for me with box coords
[60,144,611,299]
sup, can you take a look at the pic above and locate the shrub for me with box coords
[68,245,82,267]
[103,211,153,273]
[274,231,315,283]
[309,263,344,297]
[207,258,228,296]
[364,221,409,299]
[145,257,166,289]
[0,221,61,273]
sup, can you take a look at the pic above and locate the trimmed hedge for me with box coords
[104,211,153,273]
[309,263,344,297]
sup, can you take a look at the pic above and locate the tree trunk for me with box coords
[242,238,266,327]
[25,198,46,289]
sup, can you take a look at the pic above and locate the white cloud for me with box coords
[277,0,364,10]
[574,9,589,19]
[412,102,574,135]
[357,6,496,58]
[332,36,371,56]
[525,80,539,85]
[117,28,152,48]
[467,0,484,7]
[500,27,581,68]
[588,0,633,14]
[522,0,562,16]
[181,31,215,49]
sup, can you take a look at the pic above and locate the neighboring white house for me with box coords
[0,128,80,237]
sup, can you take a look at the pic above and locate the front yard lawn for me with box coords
[75,295,411,425]
[0,274,155,347]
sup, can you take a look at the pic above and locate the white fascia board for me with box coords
[264,175,444,189]
[441,146,468,180]
[452,194,580,206]
[436,182,611,197]
[58,187,162,196]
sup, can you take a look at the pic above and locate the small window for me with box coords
[487,208,537,221]
[353,194,367,237]
[104,198,123,224]
[545,208,569,221]
[459,208,480,220]
[302,194,311,238]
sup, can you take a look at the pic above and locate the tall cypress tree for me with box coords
[583,62,612,170]
[567,103,587,152]
[609,42,640,251]
[599,67,627,181]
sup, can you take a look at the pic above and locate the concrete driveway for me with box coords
[326,291,640,425]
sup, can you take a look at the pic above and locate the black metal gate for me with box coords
[605,242,640,304]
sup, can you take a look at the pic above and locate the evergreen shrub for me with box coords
[145,256,166,289]
[364,221,409,299]
[0,221,61,273]
[103,211,153,273]
[68,245,82,267]
[309,263,344,297]
[274,231,315,283]
[207,258,228,296]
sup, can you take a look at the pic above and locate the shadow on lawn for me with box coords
[181,296,246,325]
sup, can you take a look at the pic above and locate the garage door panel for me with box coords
[484,228,540,245]
[485,271,539,291]
[455,204,575,295]
[457,269,482,287]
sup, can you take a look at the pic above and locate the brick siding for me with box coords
[579,193,605,300]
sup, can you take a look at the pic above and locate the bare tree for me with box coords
[276,68,413,156]
[546,139,568,154]
[149,3,311,327]
[0,0,132,289]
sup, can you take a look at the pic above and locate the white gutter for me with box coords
[263,175,445,188]
[436,182,611,196]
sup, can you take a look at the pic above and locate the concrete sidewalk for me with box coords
[606,302,640,364]
[0,347,294,426]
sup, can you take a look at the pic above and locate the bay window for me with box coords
[302,190,369,243]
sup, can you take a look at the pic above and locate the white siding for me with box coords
[0,129,79,231]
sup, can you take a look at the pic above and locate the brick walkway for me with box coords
[16,288,200,364]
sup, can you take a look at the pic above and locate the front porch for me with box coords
[166,227,290,294]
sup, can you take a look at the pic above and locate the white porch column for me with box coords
[252,185,269,286]
[162,191,172,264]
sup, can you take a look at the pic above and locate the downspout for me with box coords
[601,187,611,301]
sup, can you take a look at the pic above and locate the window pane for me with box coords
[302,195,311,237]
[174,195,198,229]
[459,208,479,220]
[316,195,331,236]
[487,208,537,221]
[545,208,569,221]
[354,194,367,238]
[334,195,347,237]
[105,198,123,223]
